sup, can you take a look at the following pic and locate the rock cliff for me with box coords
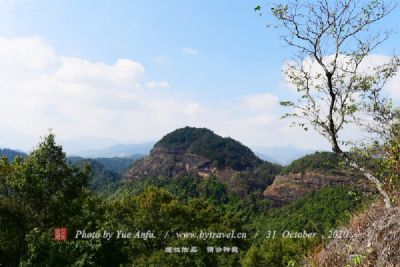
[263,171,376,203]
[124,146,215,179]
[124,127,265,182]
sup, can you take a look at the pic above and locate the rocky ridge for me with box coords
[124,146,217,179]
[124,127,262,182]
[309,201,400,267]
[263,171,377,203]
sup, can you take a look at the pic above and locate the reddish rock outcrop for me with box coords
[263,171,376,203]
[124,147,213,179]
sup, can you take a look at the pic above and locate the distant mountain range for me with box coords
[70,143,154,158]
[0,148,27,160]
[60,136,128,155]
[62,137,316,166]
[251,145,317,165]
[3,137,318,165]
[46,131,322,164]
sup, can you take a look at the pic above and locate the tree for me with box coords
[0,157,25,266]
[351,108,400,200]
[104,186,244,267]
[0,133,92,266]
[257,0,399,209]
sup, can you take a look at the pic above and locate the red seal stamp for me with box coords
[54,227,68,241]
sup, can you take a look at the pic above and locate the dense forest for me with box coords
[1,0,400,265]
[68,156,140,192]
[0,134,371,266]
[280,152,343,175]
[156,127,262,170]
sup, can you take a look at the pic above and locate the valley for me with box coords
[0,127,394,266]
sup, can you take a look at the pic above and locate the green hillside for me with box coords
[0,134,376,267]
[156,126,262,170]
[68,155,140,174]
[280,152,342,175]
[68,156,141,192]
[244,186,366,266]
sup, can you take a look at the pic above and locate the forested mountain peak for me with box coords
[154,126,262,170]
[124,127,276,196]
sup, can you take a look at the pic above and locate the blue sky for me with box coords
[6,0,287,98]
[1,0,400,152]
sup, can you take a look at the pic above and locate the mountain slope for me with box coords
[263,152,376,204]
[68,156,141,192]
[280,151,342,175]
[310,201,400,267]
[124,127,278,196]
[0,148,26,160]
[155,127,261,170]
[125,127,263,180]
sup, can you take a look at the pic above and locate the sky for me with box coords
[0,0,400,152]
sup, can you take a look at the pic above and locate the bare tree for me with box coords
[257,0,399,209]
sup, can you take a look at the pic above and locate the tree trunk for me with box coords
[340,153,392,211]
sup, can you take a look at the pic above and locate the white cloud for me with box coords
[0,35,332,151]
[182,47,199,55]
[0,36,206,144]
[0,36,56,72]
[279,53,400,148]
[387,77,400,101]
[241,93,280,113]
[360,55,400,103]
[282,54,400,101]
[146,80,171,89]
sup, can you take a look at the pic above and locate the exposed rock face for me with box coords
[124,147,218,179]
[263,171,376,203]
[309,202,400,267]
[124,127,265,182]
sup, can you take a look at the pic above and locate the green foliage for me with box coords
[280,152,343,175]
[197,176,229,205]
[110,174,275,228]
[224,193,274,225]
[267,0,398,155]
[156,127,262,170]
[93,156,141,173]
[110,175,229,205]
[0,133,372,266]
[243,238,307,267]
[21,195,129,267]
[229,162,280,197]
[260,186,362,234]
[244,186,365,266]
[0,133,92,266]
[105,186,245,266]
[349,117,400,205]
[68,156,141,193]
[69,158,121,192]
[69,156,140,174]
[14,134,90,226]
[351,254,364,266]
